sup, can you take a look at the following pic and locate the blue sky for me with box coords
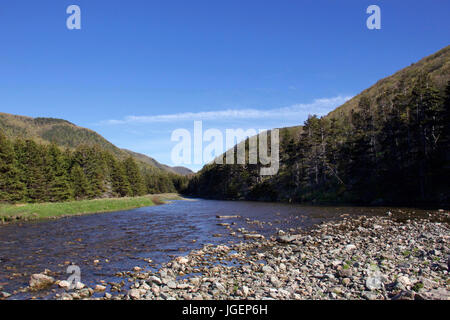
[1,1,449,171]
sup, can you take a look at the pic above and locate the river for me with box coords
[0,199,433,299]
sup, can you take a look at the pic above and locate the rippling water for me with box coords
[0,199,432,299]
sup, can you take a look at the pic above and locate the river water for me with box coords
[0,199,433,299]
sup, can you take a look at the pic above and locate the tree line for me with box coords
[0,137,188,203]
[188,77,450,206]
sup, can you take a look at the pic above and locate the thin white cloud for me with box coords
[99,95,352,125]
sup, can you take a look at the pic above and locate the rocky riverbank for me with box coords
[47,210,449,301]
[4,210,448,300]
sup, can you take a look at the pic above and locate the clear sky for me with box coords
[1,1,449,171]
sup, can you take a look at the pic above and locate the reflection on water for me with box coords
[0,199,433,299]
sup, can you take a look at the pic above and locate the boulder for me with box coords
[128,288,141,300]
[396,276,412,288]
[148,276,163,285]
[167,281,177,289]
[365,276,383,291]
[58,280,71,290]
[276,235,301,243]
[29,273,55,290]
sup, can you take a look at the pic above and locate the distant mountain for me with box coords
[171,166,195,176]
[122,149,193,175]
[0,112,192,176]
[188,45,450,205]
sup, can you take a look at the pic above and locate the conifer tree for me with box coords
[123,157,145,196]
[46,144,73,201]
[72,145,106,198]
[408,74,441,199]
[70,164,91,199]
[110,157,131,197]
[19,140,47,202]
[0,132,25,202]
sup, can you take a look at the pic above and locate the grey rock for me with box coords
[338,268,353,278]
[277,235,301,243]
[366,276,383,291]
[128,288,141,300]
[362,291,379,300]
[262,265,274,274]
[167,281,177,289]
[391,290,415,300]
[148,276,163,285]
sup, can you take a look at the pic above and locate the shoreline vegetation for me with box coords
[0,193,184,224]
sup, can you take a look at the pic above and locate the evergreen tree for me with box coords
[110,157,131,197]
[70,164,91,199]
[408,74,441,199]
[0,132,26,202]
[432,81,450,201]
[344,98,378,202]
[440,81,450,152]
[72,145,106,198]
[18,140,47,202]
[46,144,73,201]
[123,157,145,196]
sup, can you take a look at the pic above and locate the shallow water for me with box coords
[0,199,434,299]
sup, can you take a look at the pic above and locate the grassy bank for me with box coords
[0,193,183,224]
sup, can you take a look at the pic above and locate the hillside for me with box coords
[187,45,450,206]
[328,46,450,121]
[171,166,195,176]
[122,149,193,175]
[0,112,192,176]
[279,46,450,141]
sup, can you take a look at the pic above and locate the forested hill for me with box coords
[0,131,189,202]
[0,112,192,176]
[328,45,450,120]
[187,45,450,206]
[0,113,192,203]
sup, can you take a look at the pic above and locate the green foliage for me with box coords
[46,144,73,201]
[70,164,91,200]
[0,132,25,201]
[15,139,48,202]
[123,157,146,196]
[143,170,182,195]
[72,145,109,197]
[108,155,131,197]
[0,134,186,203]
[0,111,193,177]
